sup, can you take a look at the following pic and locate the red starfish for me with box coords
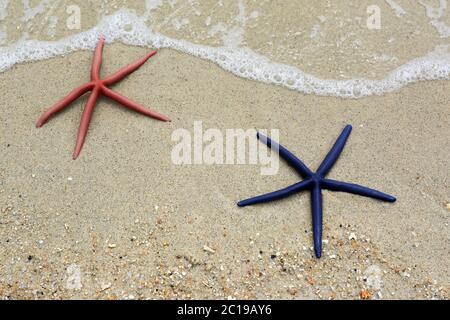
[37,37,170,159]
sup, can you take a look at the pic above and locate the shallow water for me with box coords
[0,0,449,97]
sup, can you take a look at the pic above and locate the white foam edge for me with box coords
[0,9,449,99]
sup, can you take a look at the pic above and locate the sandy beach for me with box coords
[0,1,449,299]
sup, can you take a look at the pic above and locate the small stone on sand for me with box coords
[360,290,371,300]
[203,245,215,254]
[445,202,450,211]
[100,283,112,291]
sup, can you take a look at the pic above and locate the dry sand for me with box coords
[0,45,449,299]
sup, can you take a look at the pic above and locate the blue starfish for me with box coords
[237,125,396,258]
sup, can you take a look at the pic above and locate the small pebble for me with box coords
[287,288,298,295]
[203,245,215,254]
[100,283,111,291]
[401,272,411,278]
[360,290,371,300]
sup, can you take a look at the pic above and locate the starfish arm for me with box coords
[311,184,323,258]
[257,132,313,178]
[237,179,312,207]
[36,82,94,127]
[101,86,170,122]
[322,178,396,202]
[103,51,157,86]
[91,37,105,81]
[317,125,352,177]
[72,87,100,159]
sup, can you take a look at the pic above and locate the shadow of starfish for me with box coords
[238,125,396,258]
[36,37,170,159]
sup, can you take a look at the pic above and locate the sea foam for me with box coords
[0,9,449,98]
